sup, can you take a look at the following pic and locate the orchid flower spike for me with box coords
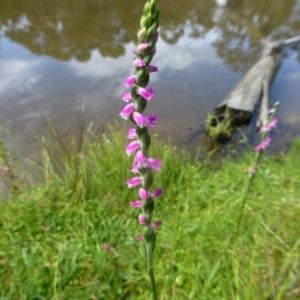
[119,1,162,298]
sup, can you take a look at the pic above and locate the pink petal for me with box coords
[130,200,143,208]
[150,221,162,230]
[146,114,158,129]
[133,112,150,128]
[131,165,139,174]
[132,151,149,171]
[248,167,256,174]
[139,214,147,226]
[134,58,146,67]
[148,65,159,73]
[119,103,135,120]
[148,158,162,171]
[122,92,133,102]
[137,43,149,52]
[255,135,272,152]
[259,126,268,133]
[123,75,136,88]
[254,145,262,153]
[137,87,155,101]
[125,141,140,156]
[267,116,278,130]
[262,135,272,148]
[127,128,137,139]
[127,177,142,188]
[136,235,144,241]
[139,188,150,200]
[152,188,163,198]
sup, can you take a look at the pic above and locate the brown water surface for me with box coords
[0,0,300,157]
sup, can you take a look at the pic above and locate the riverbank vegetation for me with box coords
[0,127,300,299]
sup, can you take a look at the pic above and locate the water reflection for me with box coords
[212,0,300,71]
[0,0,300,156]
[0,0,138,59]
[1,0,299,65]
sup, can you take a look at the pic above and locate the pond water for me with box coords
[1,0,300,158]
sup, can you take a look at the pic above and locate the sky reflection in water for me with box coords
[0,0,300,155]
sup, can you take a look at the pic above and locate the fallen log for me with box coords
[207,35,300,141]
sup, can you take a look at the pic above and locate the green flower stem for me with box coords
[235,103,279,240]
[146,241,158,300]
[235,152,261,239]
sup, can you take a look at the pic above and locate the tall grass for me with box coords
[0,127,300,299]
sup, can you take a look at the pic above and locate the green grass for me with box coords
[0,128,300,300]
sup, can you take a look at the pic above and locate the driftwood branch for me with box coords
[284,35,300,46]
[213,35,300,130]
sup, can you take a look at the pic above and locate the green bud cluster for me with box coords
[135,0,159,87]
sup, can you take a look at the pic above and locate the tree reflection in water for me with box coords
[0,0,299,70]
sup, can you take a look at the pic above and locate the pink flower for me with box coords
[133,112,150,128]
[132,113,158,129]
[259,127,268,133]
[137,87,155,101]
[127,177,142,188]
[137,43,149,53]
[146,114,158,129]
[119,103,135,120]
[260,116,279,132]
[136,235,144,241]
[131,200,143,208]
[152,188,163,198]
[254,144,262,153]
[132,151,149,173]
[131,166,139,174]
[148,158,162,171]
[131,48,136,54]
[255,135,272,152]
[139,188,150,200]
[267,116,278,130]
[125,141,140,156]
[123,75,136,88]
[131,153,162,173]
[248,167,256,174]
[148,65,159,73]
[122,92,133,102]
[139,214,147,226]
[150,221,162,230]
[134,58,146,67]
[138,188,163,200]
[127,128,137,139]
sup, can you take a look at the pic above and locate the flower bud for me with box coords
[140,14,152,30]
[139,188,150,200]
[137,28,147,42]
[150,221,162,230]
[146,23,157,40]
[131,201,143,208]
[139,214,147,226]
[143,2,150,15]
